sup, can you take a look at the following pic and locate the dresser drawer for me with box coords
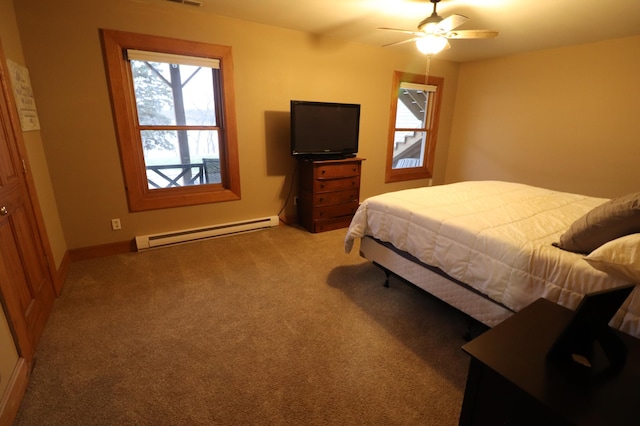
[314,177,359,193]
[314,189,358,206]
[315,163,360,179]
[313,216,355,233]
[312,202,359,220]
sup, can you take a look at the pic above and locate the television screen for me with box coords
[290,100,360,159]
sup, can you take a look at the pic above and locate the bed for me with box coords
[344,181,640,338]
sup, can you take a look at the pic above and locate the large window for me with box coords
[101,29,240,211]
[385,71,443,183]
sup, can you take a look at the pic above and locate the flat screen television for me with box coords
[290,100,360,159]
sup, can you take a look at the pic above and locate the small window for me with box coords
[101,30,241,211]
[385,71,443,183]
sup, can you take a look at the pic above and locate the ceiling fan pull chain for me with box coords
[425,54,432,82]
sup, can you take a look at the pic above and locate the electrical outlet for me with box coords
[111,218,122,231]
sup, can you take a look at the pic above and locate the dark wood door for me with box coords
[0,42,55,360]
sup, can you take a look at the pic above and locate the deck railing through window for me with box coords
[146,163,205,188]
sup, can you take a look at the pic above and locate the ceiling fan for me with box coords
[379,0,498,55]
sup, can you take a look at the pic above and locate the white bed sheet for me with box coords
[345,181,640,337]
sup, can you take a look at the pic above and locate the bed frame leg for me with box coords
[372,262,392,288]
[383,270,391,288]
[464,318,489,342]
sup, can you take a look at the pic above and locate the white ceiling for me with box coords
[149,0,640,62]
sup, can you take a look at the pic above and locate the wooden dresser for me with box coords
[297,157,364,233]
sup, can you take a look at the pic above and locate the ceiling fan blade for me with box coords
[378,27,423,36]
[445,29,499,39]
[436,14,468,33]
[382,37,420,48]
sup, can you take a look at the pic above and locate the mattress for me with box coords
[345,181,640,337]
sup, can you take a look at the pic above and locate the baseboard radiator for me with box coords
[135,216,279,251]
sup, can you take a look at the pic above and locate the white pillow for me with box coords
[584,233,640,282]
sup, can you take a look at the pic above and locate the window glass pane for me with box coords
[142,130,221,188]
[392,131,425,169]
[131,60,217,126]
[395,88,428,129]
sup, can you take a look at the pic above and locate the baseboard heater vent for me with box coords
[135,216,279,251]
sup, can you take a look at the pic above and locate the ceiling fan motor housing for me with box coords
[418,15,443,31]
[419,0,444,31]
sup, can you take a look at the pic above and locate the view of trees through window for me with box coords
[130,58,222,188]
[101,29,241,211]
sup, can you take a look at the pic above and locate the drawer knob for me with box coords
[0,206,7,216]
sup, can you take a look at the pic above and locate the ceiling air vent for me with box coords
[165,0,203,7]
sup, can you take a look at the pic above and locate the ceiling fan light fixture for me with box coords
[379,0,497,54]
[416,35,447,55]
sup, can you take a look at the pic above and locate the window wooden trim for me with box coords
[385,71,444,183]
[100,29,241,211]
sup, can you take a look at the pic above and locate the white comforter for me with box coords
[345,181,640,336]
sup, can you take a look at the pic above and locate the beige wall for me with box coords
[13,0,460,249]
[446,35,640,199]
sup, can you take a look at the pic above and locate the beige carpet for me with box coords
[14,225,471,425]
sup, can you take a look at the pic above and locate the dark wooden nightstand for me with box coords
[459,298,640,425]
